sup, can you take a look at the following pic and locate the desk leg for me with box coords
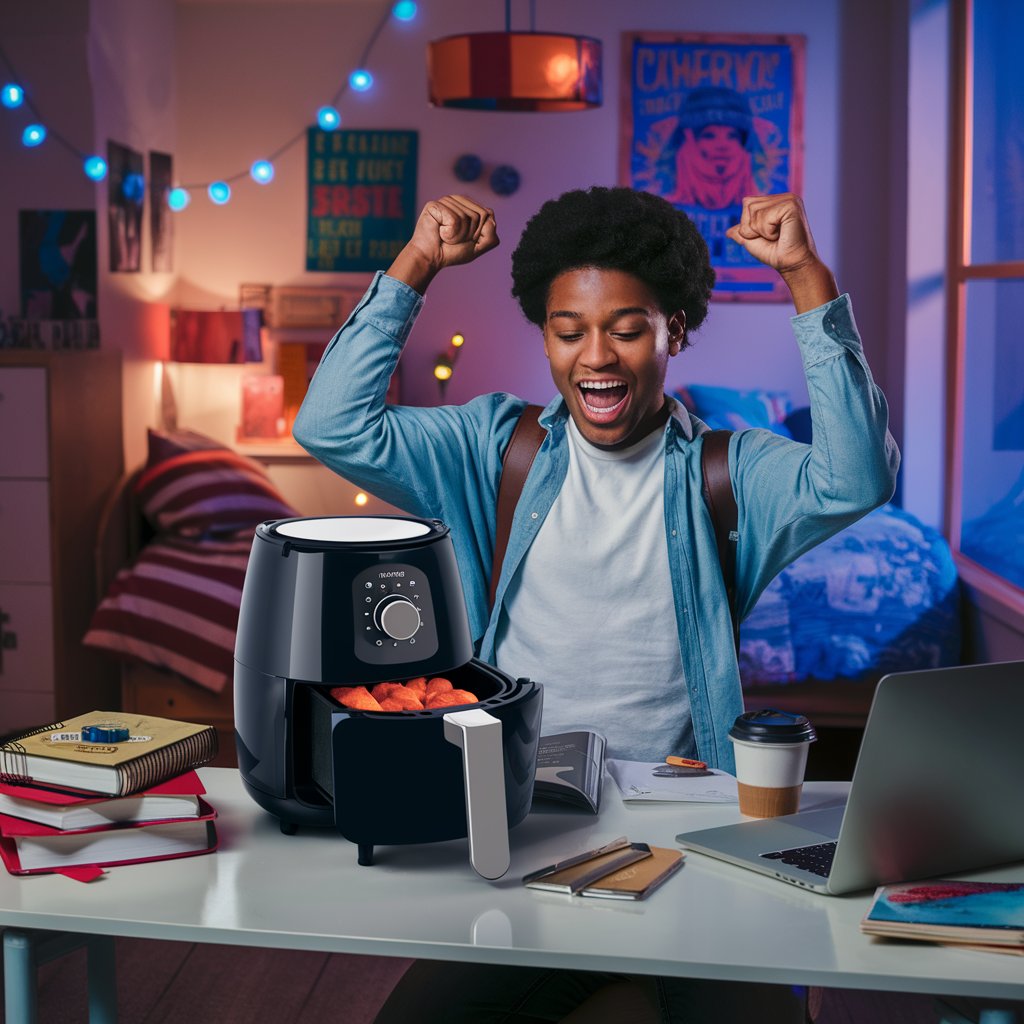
[87,934,117,1024]
[4,929,40,1024]
[936,998,1020,1024]
[2,928,118,1024]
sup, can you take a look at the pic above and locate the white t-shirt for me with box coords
[494,419,695,762]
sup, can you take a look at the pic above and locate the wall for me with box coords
[0,1,179,470]
[170,0,894,443]
[0,2,95,326]
[2,0,911,513]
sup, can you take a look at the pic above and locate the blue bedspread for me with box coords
[740,503,961,686]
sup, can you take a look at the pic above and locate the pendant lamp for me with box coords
[427,4,601,111]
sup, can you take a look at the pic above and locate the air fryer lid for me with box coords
[235,514,474,684]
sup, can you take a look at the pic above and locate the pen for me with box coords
[666,755,707,769]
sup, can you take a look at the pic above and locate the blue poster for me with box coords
[621,34,804,301]
[307,128,418,273]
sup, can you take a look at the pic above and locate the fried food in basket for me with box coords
[330,685,384,711]
[404,676,428,698]
[425,688,480,709]
[425,677,454,697]
[329,676,477,712]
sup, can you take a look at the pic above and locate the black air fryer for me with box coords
[234,515,543,879]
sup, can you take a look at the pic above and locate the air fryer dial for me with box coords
[353,562,439,664]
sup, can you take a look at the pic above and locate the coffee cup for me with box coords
[729,709,817,818]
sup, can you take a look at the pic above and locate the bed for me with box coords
[85,419,961,770]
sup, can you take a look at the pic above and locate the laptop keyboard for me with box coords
[760,841,837,878]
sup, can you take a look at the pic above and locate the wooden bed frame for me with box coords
[94,470,878,775]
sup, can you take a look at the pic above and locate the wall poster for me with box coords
[107,139,145,273]
[620,32,805,302]
[149,150,174,273]
[306,128,418,273]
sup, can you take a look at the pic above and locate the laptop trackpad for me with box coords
[776,806,844,839]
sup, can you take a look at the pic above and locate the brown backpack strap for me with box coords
[489,404,545,610]
[701,429,740,653]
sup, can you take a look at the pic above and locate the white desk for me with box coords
[2,769,1023,1021]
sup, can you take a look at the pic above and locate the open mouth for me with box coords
[577,379,629,421]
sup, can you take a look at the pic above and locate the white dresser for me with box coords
[0,350,123,734]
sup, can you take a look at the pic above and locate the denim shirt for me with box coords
[294,271,900,771]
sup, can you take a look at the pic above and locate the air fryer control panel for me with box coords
[353,562,439,665]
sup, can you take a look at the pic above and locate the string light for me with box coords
[250,159,275,184]
[1,0,407,199]
[168,187,191,211]
[21,123,45,147]
[349,69,374,92]
[208,181,231,205]
[2,83,23,108]
[317,105,341,131]
[83,155,108,181]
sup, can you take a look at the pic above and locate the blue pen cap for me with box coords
[729,709,816,745]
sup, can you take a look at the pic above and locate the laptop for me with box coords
[675,661,1024,895]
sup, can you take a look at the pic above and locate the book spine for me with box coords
[114,728,220,797]
[0,721,66,784]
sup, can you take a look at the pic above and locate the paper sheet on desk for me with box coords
[607,760,738,802]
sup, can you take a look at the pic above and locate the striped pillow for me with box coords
[135,447,297,537]
[84,534,252,692]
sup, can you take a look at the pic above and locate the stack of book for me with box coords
[861,880,1024,955]
[0,711,220,881]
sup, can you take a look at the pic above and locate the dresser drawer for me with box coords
[0,582,55,701]
[0,481,52,582]
[122,666,234,725]
[0,368,48,477]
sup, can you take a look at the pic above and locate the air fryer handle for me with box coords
[443,708,510,880]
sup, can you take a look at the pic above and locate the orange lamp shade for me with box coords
[428,32,602,111]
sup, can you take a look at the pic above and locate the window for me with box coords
[946,0,1024,610]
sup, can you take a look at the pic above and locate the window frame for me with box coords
[944,0,1024,617]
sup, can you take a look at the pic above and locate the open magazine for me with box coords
[532,730,606,813]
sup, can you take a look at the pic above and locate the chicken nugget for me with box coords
[378,697,405,711]
[425,688,479,708]
[425,677,454,697]
[331,685,383,712]
[403,676,428,697]
[385,688,424,711]
[370,682,404,700]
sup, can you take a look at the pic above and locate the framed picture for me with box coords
[620,32,805,302]
[268,285,368,329]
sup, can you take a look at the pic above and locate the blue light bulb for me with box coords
[167,187,191,211]
[349,69,373,92]
[317,105,341,130]
[2,83,24,108]
[84,156,108,181]
[21,124,46,147]
[208,181,231,205]
[251,159,274,184]
[392,1,417,20]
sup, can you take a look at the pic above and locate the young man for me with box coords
[295,188,896,1023]
[294,187,899,775]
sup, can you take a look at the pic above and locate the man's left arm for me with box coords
[725,195,901,617]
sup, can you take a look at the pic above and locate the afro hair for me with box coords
[510,187,716,342]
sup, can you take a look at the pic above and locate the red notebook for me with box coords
[0,771,206,830]
[0,796,218,881]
